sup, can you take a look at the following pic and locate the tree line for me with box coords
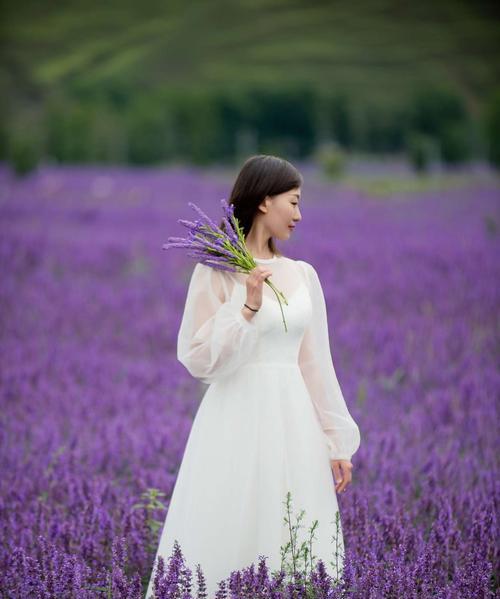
[3,81,500,176]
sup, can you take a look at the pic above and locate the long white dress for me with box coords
[145,255,361,598]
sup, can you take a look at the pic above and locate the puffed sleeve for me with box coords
[298,261,361,462]
[177,262,259,384]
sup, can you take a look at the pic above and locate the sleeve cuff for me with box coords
[325,436,352,462]
[329,454,353,462]
[236,306,256,329]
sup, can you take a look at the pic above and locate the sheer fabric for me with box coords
[176,256,360,461]
[177,262,260,384]
[296,260,361,461]
[147,255,361,597]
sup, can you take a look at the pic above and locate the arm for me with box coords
[177,262,259,384]
[298,261,361,461]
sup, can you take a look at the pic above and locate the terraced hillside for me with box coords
[2,0,499,112]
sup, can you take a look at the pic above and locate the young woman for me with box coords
[146,155,361,597]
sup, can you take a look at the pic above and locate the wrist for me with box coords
[241,304,257,321]
[243,302,259,312]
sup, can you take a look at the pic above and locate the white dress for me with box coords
[145,255,361,598]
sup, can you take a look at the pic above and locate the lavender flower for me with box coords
[163,198,290,332]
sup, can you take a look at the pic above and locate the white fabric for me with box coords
[146,255,361,597]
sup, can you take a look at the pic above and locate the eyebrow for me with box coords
[290,192,301,199]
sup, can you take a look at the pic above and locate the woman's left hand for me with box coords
[331,459,353,494]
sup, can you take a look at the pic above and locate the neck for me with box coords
[246,246,274,259]
[245,238,273,259]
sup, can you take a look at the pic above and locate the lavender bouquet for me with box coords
[163,199,289,332]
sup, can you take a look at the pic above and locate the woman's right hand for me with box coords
[244,265,273,311]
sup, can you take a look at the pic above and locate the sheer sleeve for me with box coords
[298,261,361,462]
[177,262,259,384]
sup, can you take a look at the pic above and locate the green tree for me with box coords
[483,88,500,169]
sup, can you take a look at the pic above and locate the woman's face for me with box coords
[259,187,302,240]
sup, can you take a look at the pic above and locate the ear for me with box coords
[257,195,271,214]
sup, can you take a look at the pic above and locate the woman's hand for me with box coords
[244,265,273,311]
[331,459,353,494]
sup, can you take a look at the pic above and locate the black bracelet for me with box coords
[243,303,259,312]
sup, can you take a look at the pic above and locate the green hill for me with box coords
[2,0,499,113]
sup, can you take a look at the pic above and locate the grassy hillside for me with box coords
[2,0,499,114]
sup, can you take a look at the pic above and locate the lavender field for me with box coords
[0,162,499,598]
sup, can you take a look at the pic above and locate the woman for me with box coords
[146,155,361,597]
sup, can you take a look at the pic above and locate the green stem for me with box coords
[265,280,288,332]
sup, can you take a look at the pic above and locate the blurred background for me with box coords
[1,2,499,596]
[1,0,500,177]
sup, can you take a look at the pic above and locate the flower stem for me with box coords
[265,280,288,332]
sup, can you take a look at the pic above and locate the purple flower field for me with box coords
[0,163,499,598]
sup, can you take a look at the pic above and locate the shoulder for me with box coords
[189,261,217,288]
[193,261,235,283]
[191,261,233,301]
[192,261,224,279]
[294,260,325,296]
[294,259,320,280]
[191,261,209,279]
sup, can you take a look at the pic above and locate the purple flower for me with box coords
[163,199,290,331]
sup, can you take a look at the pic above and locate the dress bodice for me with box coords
[175,255,361,463]
[228,276,312,366]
